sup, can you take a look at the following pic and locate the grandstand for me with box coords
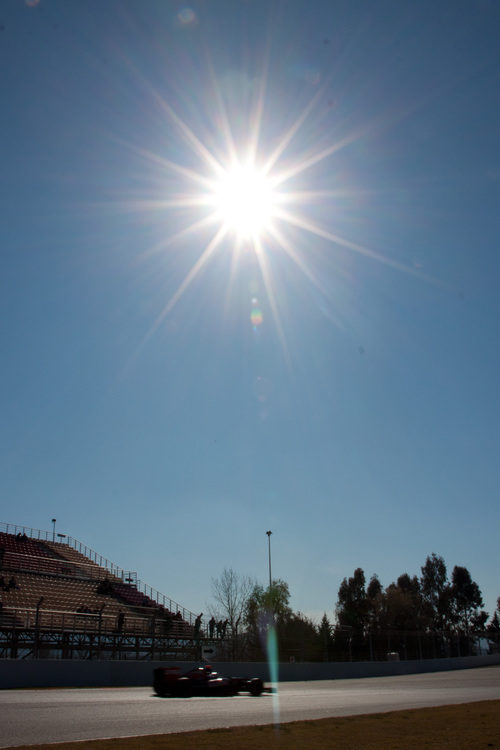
[0,522,200,660]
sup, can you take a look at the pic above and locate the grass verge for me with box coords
[6,700,500,750]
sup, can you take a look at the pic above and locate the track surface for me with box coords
[1,666,499,748]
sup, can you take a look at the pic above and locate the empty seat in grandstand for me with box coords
[43,541,123,581]
[0,533,54,558]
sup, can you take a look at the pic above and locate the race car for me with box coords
[153,665,265,697]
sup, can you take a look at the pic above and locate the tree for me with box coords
[486,611,500,638]
[450,565,483,635]
[335,568,372,661]
[392,574,423,630]
[383,583,414,631]
[367,574,382,601]
[420,553,450,630]
[471,610,488,631]
[335,568,368,632]
[366,574,384,634]
[245,579,292,627]
[280,612,320,662]
[210,568,255,635]
[397,573,420,597]
[244,579,292,659]
[318,613,334,661]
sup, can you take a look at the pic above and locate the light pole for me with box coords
[266,530,272,589]
[51,518,56,542]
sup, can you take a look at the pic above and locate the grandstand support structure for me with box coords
[0,618,199,661]
[0,523,203,660]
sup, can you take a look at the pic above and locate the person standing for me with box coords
[194,612,203,638]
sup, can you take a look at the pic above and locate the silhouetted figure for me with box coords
[96,578,113,595]
[209,616,216,638]
[163,614,173,635]
[194,612,203,638]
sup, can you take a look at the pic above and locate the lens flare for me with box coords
[250,308,263,326]
[266,623,280,729]
[176,7,197,26]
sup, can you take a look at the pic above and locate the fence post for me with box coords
[34,597,43,658]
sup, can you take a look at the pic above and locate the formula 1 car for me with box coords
[153,665,265,697]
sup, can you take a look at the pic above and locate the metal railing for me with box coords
[1,606,194,638]
[58,535,138,585]
[1,522,57,543]
[0,522,197,625]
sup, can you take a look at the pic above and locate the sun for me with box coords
[123,76,419,351]
[210,162,278,239]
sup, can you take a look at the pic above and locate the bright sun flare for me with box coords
[211,163,277,238]
[127,75,420,351]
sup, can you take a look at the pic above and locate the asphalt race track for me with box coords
[1,666,499,748]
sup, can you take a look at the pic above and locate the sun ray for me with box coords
[222,235,245,318]
[266,223,328,298]
[274,207,426,278]
[272,126,371,187]
[119,223,227,379]
[271,104,414,188]
[277,189,368,204]
[152,94,226,179]
[247,31,272,165]
[203,53,240,167]
[262,86,327,176]
[134,150,216,191]
[135,212,222,264]
[253,236,291,366]
[110,136,217,192]
[105,48,228,182]
[266,223,347,331]
[145,224,228,342]
[118,196,215,213]
[157,211,221,246]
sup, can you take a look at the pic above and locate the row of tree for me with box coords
[333,554,497,660]
[209,554,500,661]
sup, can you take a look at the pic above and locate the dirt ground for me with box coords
[7,700,500,750]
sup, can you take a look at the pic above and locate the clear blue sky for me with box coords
[1,0,499,622]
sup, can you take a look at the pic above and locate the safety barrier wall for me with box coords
[1,654,499,689]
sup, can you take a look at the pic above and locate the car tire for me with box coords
[249,678,263,696]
